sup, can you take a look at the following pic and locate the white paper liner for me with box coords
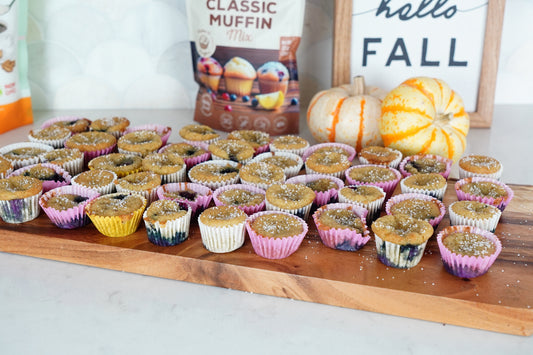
[9,163,72,193]
[115,184,159,205]
[345,164,401,199]
[156,182,213,215]
[71,170,118,195]
[143,205,192,246]
[458,155,503,180]
[302,142,356,162]
[285,174,344,207]
[400,176,448,200]
[337,185,386,222]
[265,198,313,221]
[188,160,241,190]
[198,216,246,253]
[0,191,42,223]
[385,193,445,227]
[304,163,348,179]
[28,129,72,149]
[358,147,402,168]
[269,138,309,157]
[250,151,303,178]
[213,184,266,215]
[40,149,84,176]
[399,154,452,179]
[455,177,514,211]
[374,234,428,269]
[448,201,502,232]
[0,142,54,169]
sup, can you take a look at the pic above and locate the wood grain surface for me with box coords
[0,180,532,336]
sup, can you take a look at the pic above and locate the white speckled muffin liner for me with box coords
[345,164,401,199]
[71,170,117,195]
[312,203,370,251]
[158,142,211,170]
[302,142,356,162]
[455,177,514,212]
[156,182,213,215]
[124,124,172,146]
[338,185,386,223]
[0,190,42,223]
[143,205,192,246]
[28,129,72,149]
[285,174,344,207]
[245,210,308,259]
[374,234,428,269]
[400,176,448,200]
[358,147,402,168]
[198,213,246,253]
[250,151,303,178]
[448,201,502,233]
[9,163,71,193]
[213,184,266,215]
[458,155,503,180]
[437,225,502,279]
[39,185,100,229]
[0,142,54,169]
[385,193,446,228]
[399,154,453,179]
[188,160,241,190]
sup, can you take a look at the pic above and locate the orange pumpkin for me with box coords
[307,76,387,152]
[380,77,469,163]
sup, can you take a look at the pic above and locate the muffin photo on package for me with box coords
[186,0,305,135]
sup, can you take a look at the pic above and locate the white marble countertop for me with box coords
[1,106,532,354]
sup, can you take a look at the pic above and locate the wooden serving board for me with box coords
[1,180,532,336]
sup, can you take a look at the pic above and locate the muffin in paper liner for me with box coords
[39,185,100,229]
[40,148,84,177]
[188,160,241,190]
[358,146,402,168]
[0,156,13,179]
[400,173,448,200]
[0,142,54,169]
[239,161,286,190]
[198,206,247,253]
[156,182,213,215]
[436,225,502,279]
[85,193,147,238]
[399,154,452,179]
[41,116,92,133]
[458,154,503,180]
[312,203,370,251]
[285,174,344,207]
[158,142,212,170]
[82,143,117,165]
[302,142,356,162]
[448,201,502,233]
[213,184,266,215]
[9,163,72,193]
[245,210,308,259]
[345,164,401,199]
[0,188,42,224]
[143,200,192,247]
[385,193,446,227]
[28,126,72,149]
[124,124,172,145]
[265,199,313,221]
[269,135,309,157]
[71,169,117,195]
[115,184,159,205]
[337,185,386,223]
[455,177,514,212]
[265,184,315,220]
[250,151,303,178]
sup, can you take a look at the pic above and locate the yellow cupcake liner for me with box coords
[87,199,147,237]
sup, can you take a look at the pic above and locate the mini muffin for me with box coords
[239,161,285,190]
[179,124,220,146]
[345,164,401,199]
[305,150,351,178]
[358,146,402,168]
[208,139,255,164]
[437,225,502,278]
[118,130,163,157]
[41,116,92,133]
[39,185,100,229]
[85,192,147,237]
[455,177,513,211]
[0,142,54,169]
[223,56,257,96]
[458,154,503,180]
[256,61,289,95]
[159,142,211,169]
[114,171,161,204]
[124,124,172,146]
[286,174,344,207]
[245,211,308,259]
[250,151,303,178]
[188,160,240,190]
[265,183,315,220]
[198,205,247,253]
[227,129,270,154]
[90,116,130,137]
[269,135,309,157]
[399,154,452,179]
[448,200,502,232]
[156,182,213,215]
[10,163,71,192]
[312,203,370,251]
[371,214,433,269]
[197,56,223,92]
[40,148,84,176]
[338,185,386,222]
[400,173,447,200]
[71,169,117,195]
[88,153,143,178]
[213,184,265,215]
[143,199,192,246]
[64,131,117,163]
[302,143,356,163]
[385,193,445,227]
[0,155,13,178]
[142,152,186,184]
[28,125,72,148]
[0,176,43,223]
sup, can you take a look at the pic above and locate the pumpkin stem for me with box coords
[351,76,366,96]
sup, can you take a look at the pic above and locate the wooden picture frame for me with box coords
[332,0,506,128]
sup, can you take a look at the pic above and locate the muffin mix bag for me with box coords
[186,0,305,135]
[0,0,32,134]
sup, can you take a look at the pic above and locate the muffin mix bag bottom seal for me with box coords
[186,0,305,135]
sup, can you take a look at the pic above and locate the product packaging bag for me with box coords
[0,0,32,134]
[186,0,305,135]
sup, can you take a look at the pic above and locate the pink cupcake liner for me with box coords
[400,176,447,200]
[337,185,386,223]
[39,185,100,229]
[9,163,71,193]
[254,143,270,155]
[158,142,212,169]
[40,116,91,130]
[124,124,172,145]
[448,201,502,233]
[0,191,42,223]
[285,174,344,207]
[82,144,117,165]
[312,203,370,251]
[213,184,266,215]
[302,142,356,162]
[156,182,213,215]
[345,164,401,199]
[455,177,514,212]
[0,142,55,169]
[358,147,402,168]
[250,151,303,179]
[245,211,308,259]
[437,225,502,278]
[399,154,453,179]
[385,193,445,227]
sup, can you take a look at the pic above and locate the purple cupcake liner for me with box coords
[399,154,453,179]
[312,203,370,251]
[302,142,356,162]
[9,163,72,193]
[39,185,100,229]
[0,142,55,169]
[156,182,213,215]
[213,184,266,215]
[455,177,514,212]
[124,124,172,146]
[245,211,308,259]
[437,225,502,278]
[385,192,445,227]
[0,191,42,223]
[345,164,401,199]
[285,174,344,207]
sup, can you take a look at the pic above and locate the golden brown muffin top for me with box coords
[90,117,130,133]
[459,155,501,174]
[270,135,308,150]
[305,178,338,192]
[443,232,496,257]
[115,172,161,191]
[41,148,83,165]
[450,201,500,220]
[218,188,264,207]
[189,162,240,182]
[227,130,270,149]
[88,153,143,175]
[404,157,446,175]
[208,139,254,162]
[459,181,507,199]
[199,205,247,227]
[0,176,42,200]
[85,193,145,217]
[371,214,433,245]
[179,124,219,142]
[162,143,207,158]
[266,183,315,210]
[318,208,365,233]
[43,193,89,211]
[72,169,116,188]
[402,173,446,190]
[389,199,441,221]
[339,185,385,204]
[240,161,285,185]
[359,146,401,164]
[65,131,116,151]
[29,126,71,141]
[49,117,91,133]
[144,199,188,224]
[251,212,304,239]
[348,165,397,183]
[142,152,185,174]
[306,151,351,173]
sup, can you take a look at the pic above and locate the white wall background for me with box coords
[26,0,533,111]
